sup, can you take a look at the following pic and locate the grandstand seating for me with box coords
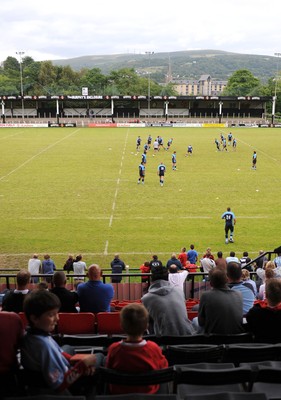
[139,109,164,117]
[96,312,124,336]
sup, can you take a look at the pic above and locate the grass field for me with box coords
[0,126,281,270]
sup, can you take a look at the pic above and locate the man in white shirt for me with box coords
[28,254,41,283]
[226,251,240,264]
[168,264,188,293]
[73,254,87,282]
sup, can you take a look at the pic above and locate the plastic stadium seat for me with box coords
[96,395,177,400]
[173,362,253,399]
[57,312,96,334]
[183,393,267,400]
[97,366,175,395]
[223,343,281,366]
[0,312,24,397]
[96,312,124,336]
[165,344,225,366]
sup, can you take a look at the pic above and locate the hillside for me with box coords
[51,49,276,83]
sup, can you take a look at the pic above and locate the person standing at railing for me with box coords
[110,254,126,283]
[28,253,41,283]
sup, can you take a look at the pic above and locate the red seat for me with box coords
[18,312,28,329]
[96,312,124,335]
[57,312,96,334]
[0,312,24,374]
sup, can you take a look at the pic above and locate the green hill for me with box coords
[51,49,276,83]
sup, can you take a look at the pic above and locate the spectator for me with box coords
[196,268,244,334]
[274,252,281,268]
[28,254,41,283]
[168,264,188,292]
[227,262,255,314]
[139,261,151,283]
[257,268,275,300]
[149,255,163,271]
[2,269,31,313]
[110,254,126,283]
[240,251,253,271]
[187,244,198,264]
[255,250,268,270]
[141,265,195,336]
[215,251,227,271]
[37,282,49,290]
[246,278,281,342]
[63,255,74,273]
[200,257,216,275]
[166,253,183,270]
[226,251,240,264]
[77,264,114,313]
[241,269,257,297]
[42,254,56,283]
[21,290,104,396]
[73,254,87,283]
[256,260,281,284]
[203,247,214,260]
[106,303,168,394]
[178,247,187,268]
[50,271,78,313]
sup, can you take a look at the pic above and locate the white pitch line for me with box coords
[104,240,109,255]
[0,130,26,140]
[236,137,279,163]
[0,128,81,182]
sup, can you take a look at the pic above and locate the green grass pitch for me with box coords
[0,126,280,270]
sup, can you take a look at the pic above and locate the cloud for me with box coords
[1,0,281,62]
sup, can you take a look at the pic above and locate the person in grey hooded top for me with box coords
[141,265,195,336]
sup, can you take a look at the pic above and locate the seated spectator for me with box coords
[203,247,214,260]
[178,247,187,268]
[77,264,114,313]
[240,252,253,271]
[168,264,188,292]
[255,250,268,270]
[256,260,281,283]
[166,253,183,270]
[215,251,227,271]
[21,290,104,395]
[37,282,49,290]
[196,268,244,334]
[50,271,78,312]
[184,260,198,273]
[106,303,168,394]
[63,255,74,273]
[246,278,281,342]
[110,254,126,283]
[2,269,31,313]
[227,262,255,314]
[149,255,163,271]
[274,252,281,268]
[258,268,275,300]
[42,254,56,283]
[241,269,257,297]
[226,251,240,264]
[200,257,216,276]
[73,254,87,282]
[28,254,41,283]
[187,244,198,264]
[141,265,195,336]
[139,261,151,283]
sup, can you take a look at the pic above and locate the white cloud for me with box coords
[1,0,281,62]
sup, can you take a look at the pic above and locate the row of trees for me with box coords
[0,56,280,112]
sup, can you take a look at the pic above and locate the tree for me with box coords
[223,69,261,96]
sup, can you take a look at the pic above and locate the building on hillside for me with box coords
[173,75,227,96]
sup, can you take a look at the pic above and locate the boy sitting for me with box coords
[21,290,103,396]
[106,302,168,394]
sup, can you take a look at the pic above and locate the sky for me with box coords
[1,0,280,63]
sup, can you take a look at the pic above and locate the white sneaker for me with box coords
[229,237,234,243]
[225,238,229,244]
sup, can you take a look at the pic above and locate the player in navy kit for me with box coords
[136,136,141,151]
[221,207,236,244]
[141,150,147,164]
[252,151,257,170]
[138,162,145,184]
[172,151,177,170]
[157,162,166,186]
